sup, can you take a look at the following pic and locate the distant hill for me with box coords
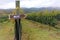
[0,9,14,14]
[22,7,60,13]
[0,7,60,14]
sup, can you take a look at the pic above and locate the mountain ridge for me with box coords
[0,7,60,14]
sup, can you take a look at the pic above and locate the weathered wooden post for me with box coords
[14,0,22,40]
[9,0,22,40]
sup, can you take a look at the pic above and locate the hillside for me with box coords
[0,7,60,14]
[0,19,60,40]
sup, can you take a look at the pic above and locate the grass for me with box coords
[21,19,60,40]
[0,19,60,40]
[0,21,14,40]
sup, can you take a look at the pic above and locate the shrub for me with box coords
[0,16,8,23]
[26,12,58,27]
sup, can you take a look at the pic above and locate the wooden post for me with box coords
[14,0,22,40]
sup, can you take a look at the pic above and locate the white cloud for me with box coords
[51,0,60,7]
[0,2,15,9]
[20,0,54,8]
[0,0,60,9]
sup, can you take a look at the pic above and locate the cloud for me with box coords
[0,0,60,9]
[0,2,15,9]
[0,0,15,5]
[51,0,60,7]
[20,0,54,8]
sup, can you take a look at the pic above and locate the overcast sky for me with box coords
[0,0,60,9]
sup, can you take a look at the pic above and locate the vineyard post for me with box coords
[9,0,22,40]
[14,0,22,40]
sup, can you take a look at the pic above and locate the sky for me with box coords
[0,0,60,9]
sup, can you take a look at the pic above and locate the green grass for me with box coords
[0,21,14,40]
[21,19,60,40]
[0,19,60,40]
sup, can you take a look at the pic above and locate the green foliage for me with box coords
[26,10,59,27]
[55,14,60,20]
[0,16,8,23]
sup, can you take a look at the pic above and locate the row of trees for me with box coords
[0,16,8,23]
[26,10,60,27]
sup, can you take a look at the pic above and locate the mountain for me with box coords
[22,7,60,13]
[0,7,60,14]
